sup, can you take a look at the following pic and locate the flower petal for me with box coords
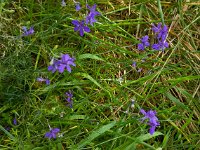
[140,109,146,115]
[72,20,79,26]
[66,65,72,73]
[62,54,70,62]
[58,64,65,73]
[84,26,90,33]
[79,28,84,36]
[149,126,156,135]
[138,43,144,50]
[45,79,50,85]
[152,44,160,50]
[52,128,60,133]
[45,132,52,139]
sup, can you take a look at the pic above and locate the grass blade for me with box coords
[0,125,16,141]
[74,121,116,149]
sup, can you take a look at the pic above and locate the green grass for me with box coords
[0,0,200,149]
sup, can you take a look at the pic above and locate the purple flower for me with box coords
[138,35,150,50]
[72,20,90,36]
[140,109,160,135]
[22,26,34,36]
[37,77,50,85]
[48,54,76,73]
[45,79,50,85]
[75,3,81,11]
[13,118,17,125]
[61,0,66,7]
[58,54,76,73]
[66,91,73,108]
[152,23,169,51]
[45,128,60,139]
[132,61,137,68]
[85,4,100,26]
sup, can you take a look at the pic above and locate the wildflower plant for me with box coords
[72,20,90,36]
[85,4,101,26]
[48,54,76,73]
[137,35,150,50]
[137,23,169,51]
[71,3,100,36]
[22,26,34,36]
[2,0,199,149]
[152,23,169,51]
[75,3,81,11]
[140,109,160,135]
[45,128,60,139]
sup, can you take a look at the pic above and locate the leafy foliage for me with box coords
[0,0,199,149]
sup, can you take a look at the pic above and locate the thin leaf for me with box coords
[78,73,112,97]
[69,115,86,120]
[165,92,190,111]
[0,125,16,141]
[135,132,163,142]
[78,53,105,61]
[74,121,116,149]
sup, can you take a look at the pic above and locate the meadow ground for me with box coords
[0,0,200,149]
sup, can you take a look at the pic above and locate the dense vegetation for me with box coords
[0,0,199,149]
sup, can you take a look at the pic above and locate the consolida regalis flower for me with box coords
[72,20,90,36]
[152,23,169,51]
[138,35,150,51]
[85,4,101,26]
[45,128,60,139]
[22,26,34,36]
[140,109,160,135]
[48,54,76,73]
[75,3,81,11]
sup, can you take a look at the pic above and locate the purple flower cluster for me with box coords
[48,54,76,73]
[22,26,34,36]
[152,23,169,51]
[72,4,100,36]
[18,3,166,139]
[66,90,73,108]
[140,109,160,135]
[137,23,169,51]
[45,128,60,139]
